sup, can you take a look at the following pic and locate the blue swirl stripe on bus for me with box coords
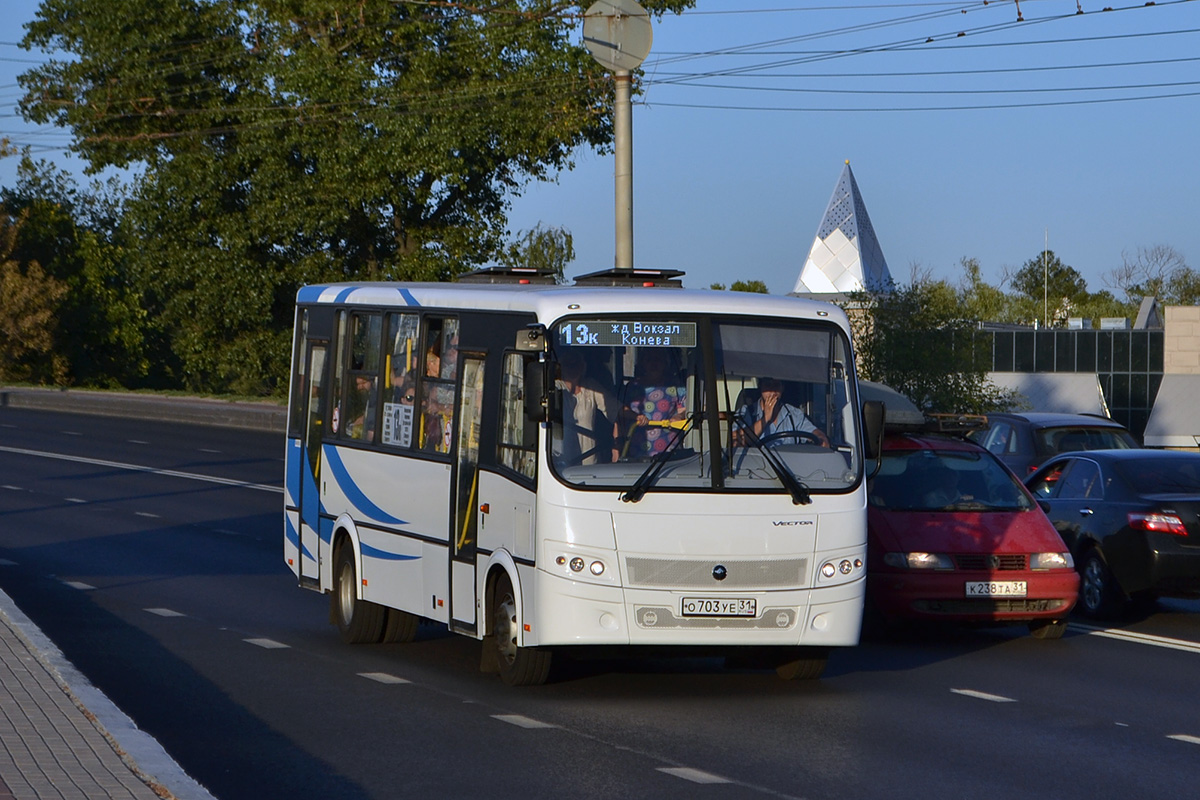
[323,445,409,526]
[283,515,315,562]
[361,542,420,562]
[398,288,420,306]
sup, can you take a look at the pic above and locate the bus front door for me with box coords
[299,341,327,585]
[450,355,485,634]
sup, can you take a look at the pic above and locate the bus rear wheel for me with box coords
[332,544,386,644]
[491,573,551,686]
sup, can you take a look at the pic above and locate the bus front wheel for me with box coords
[775,648,829,680]
[491,573,551,686]
[332,544,386,644]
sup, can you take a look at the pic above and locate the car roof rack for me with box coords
[923,413,989,435]
[456,265,559,285]
[572,268,686,288]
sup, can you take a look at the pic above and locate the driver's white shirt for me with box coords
[739,400,818,439]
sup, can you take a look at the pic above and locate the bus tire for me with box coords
[381,608,419,644]
[332,544,385,644]
[775,648,828,681]
[491,573,551,686]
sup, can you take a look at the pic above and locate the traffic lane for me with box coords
[0,407,283,486]
[0,566,783,800]
[7,431,1200,800]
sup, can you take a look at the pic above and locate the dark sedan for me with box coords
[1027,450,1200,618]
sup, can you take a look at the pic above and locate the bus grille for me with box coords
[634,606,798,630]
[624,557,808,589]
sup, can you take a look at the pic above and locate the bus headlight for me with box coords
[546,541,618,586]
[817,555,865,585]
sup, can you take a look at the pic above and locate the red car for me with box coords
[866,430,1079,638]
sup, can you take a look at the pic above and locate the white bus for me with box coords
[284,267,883,685]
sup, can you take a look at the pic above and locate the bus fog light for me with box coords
[811,613,829,631]
[839,559,852,574]
[820,562,836,579]
[569,557,585,572]
[599,612,618,630]
[589,560,605,576]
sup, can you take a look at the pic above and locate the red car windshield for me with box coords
[870,449,1035,512]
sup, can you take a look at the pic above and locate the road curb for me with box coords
[0,388,286,432]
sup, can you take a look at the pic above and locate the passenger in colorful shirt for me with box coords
[618,348,688,459]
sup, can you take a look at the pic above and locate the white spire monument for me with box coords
[793,161,892,296]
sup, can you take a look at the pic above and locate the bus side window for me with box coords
[499,352,537,480]
[419,317,458,455]
[345,312,382,442]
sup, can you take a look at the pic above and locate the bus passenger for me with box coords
[555,349,618,466]
[617,348,688,460]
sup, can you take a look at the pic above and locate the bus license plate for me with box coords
[965,581,1027,597]
[681,597,757,617]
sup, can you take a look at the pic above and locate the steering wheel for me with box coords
[758,430,822,447]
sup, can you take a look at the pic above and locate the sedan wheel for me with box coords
[1079,550,1123,619]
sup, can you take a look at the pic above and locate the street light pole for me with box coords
[614,69,633,269]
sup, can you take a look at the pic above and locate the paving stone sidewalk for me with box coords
[0,591,214,800]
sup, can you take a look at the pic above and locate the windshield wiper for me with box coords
[620,417,693,503]
[731,416,812,506]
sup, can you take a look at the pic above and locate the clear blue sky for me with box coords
[4,1,1198,296]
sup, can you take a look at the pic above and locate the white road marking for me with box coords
[658,767,731,784]
[63,581,96,591]
[127,440,150,445]
[1167,734,1200,746]
[0,445,282,493]
[0,560,15,566]
[1,485,23,491]
[1071,623,1200,655]
[198,448,222,453]
[65,497,87,503]
[145,608,186,617]
[492,714,556,729]
[244,638,290,649]
[135,511,161,518]
[951,688,1016,703]
[358,672,411,685]
[61,431,82,436]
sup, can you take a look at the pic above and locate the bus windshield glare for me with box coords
[549,316,861,496]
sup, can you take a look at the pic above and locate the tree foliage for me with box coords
[19,0,694,393]
[0,210,68,383]
[498,222,574,282]
[2,158,146,387]
[847,279,1019,415]
[1105,244,1200,306]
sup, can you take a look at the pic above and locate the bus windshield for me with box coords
[549,316,861,497]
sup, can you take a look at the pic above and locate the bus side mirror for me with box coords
[516,324,547,352]
[862,400,885,461]
[524,358,549,423]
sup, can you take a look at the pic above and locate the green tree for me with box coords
[0,211,68,383]
[19,0,695,394]
[1010,250,1089,326]
[2,158,147,387]
[846,280,1017,414]
[1106,244,1200,306]
[708,280,769,293]
[499,223,574,282]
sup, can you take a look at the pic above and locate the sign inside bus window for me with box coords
[557,321,697,348]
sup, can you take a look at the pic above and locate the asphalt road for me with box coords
[1,406,1199,799]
